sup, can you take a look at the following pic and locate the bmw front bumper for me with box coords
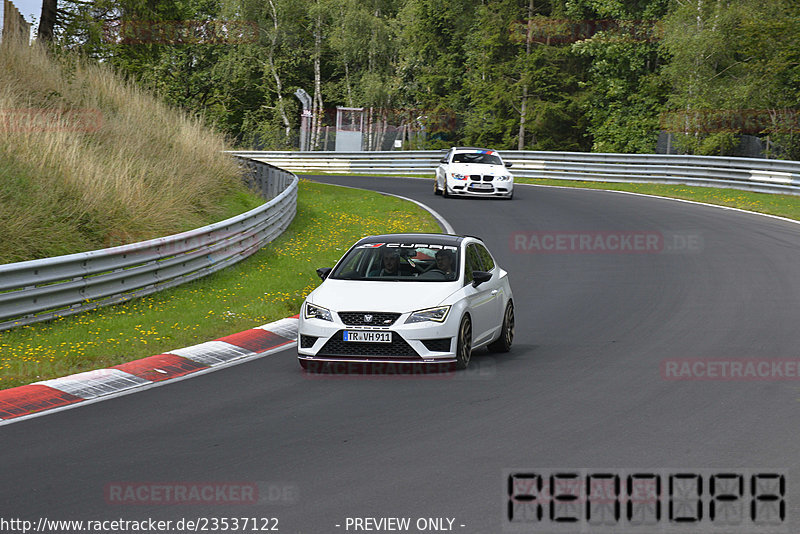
[447,180,513,197]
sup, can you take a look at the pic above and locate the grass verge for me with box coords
[0,180,440,390]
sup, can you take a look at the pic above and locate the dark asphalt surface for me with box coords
[2,175,800,533]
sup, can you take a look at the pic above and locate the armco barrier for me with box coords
[0,157,297,331]
[228,150,800,196]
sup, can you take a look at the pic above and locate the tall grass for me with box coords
[0,40,255,263]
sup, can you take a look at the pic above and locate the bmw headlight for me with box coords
[405,305,451,324]
[450,173,466,181]
[305,302,333,322]
[497,175,512,181]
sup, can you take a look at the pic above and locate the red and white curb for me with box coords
[0,316,299,424]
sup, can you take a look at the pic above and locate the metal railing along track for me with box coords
[0,157,297,331]
[229,150,800,196]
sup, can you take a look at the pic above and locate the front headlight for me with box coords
[497,175,512,181]
[450,173,466,181]
[405,305,451,324]
[305,302,333,322]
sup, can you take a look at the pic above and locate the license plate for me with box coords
[343,331,391,343]
[470,183,492,189]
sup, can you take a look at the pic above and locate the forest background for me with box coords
[42,0,800,158]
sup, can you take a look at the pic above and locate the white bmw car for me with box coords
[298,234,514,371]
[434,147,514,199]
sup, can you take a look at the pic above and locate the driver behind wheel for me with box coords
[435,249,455,277]
[378,248,402,276]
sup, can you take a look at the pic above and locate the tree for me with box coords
[568,0,670,152]
[38,0,58,41]
[457,0,587,150]
[658,0,800,156]
[397,0,476,126]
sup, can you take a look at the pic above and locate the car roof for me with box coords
[451,146,496,152]
[356,233,469,246]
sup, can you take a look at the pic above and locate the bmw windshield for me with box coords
[451,152,503,165]
[330,242,460,281]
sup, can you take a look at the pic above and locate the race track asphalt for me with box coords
[2,175,799,533]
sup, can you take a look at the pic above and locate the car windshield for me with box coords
[330,242,460,282]
[451,151,502,165]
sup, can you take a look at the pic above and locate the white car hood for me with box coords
[308,279,460,313]
[448,163,507,176]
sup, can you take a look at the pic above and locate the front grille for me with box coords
[338,311,400,327]
[300,335,318,348]
[318,330,420,358]
[421,338,452,352]
[467,175,494,182]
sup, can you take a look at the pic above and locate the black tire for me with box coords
[488,300,514,353]
[433,177,442,195]
[442,182,450,198]
[455,315,472,370]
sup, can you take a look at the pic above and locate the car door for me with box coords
[463,243,497,345]
[474,243,504,338]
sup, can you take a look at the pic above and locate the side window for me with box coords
[365,250,382,275]
[476,244,495,271]
[464,244,482,284]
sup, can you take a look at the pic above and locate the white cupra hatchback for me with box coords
[297,233,514,372]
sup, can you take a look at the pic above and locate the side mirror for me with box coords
[440,157,448,164]
[316,267,332,280]
[471,270,492,287]
[504,161,513,168]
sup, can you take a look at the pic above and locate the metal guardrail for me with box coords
[0,158,297,331]
[6,149,795,331]
[229,150,800,196]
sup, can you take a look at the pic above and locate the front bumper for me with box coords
[298,312,458,365]
[448,180,513,197]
